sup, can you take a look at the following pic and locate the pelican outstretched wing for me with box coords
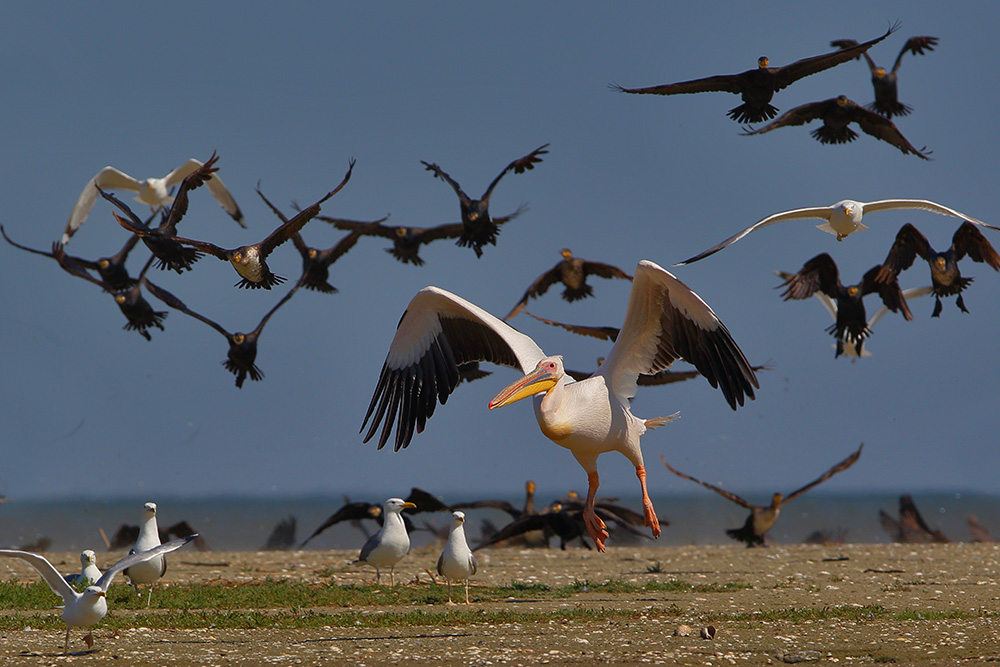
[362,287,547,452]
[599,260,758,408]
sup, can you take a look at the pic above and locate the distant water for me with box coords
[1,492,997,553]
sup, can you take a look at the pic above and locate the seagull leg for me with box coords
[445,579,456,606]
[146,584,154,607]
[64,625,71,654]
[389,567,395,587]
[464,579,471,605]
[582,471,609,552]
[636,465,661,539]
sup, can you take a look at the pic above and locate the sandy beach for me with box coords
[1,542,997,665]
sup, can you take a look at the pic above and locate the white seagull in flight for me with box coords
[361,260,758,552]
[677,198,1000,266]
[0,535,197,654]
[62,156,246,245]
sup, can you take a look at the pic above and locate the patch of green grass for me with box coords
[0,576,745,613]
[0,604,670,632]
[561,578,751,595]
[717,604,986,624]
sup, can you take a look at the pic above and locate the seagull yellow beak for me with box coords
[401,502,417,510]
[488,366,558,409]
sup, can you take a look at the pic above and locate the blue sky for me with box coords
[1,2,997,503]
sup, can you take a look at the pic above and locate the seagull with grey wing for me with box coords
[354,498,416,585]
[0,535,197,654]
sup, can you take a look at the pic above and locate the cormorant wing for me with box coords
[780,443,864,506]
[876,223,933,282]
[772,23,896,90]
[891,36,938,73]
[659,456,754,509]
[952,221,1000,269]
[257,159,355,257]
[779,253,841,300]
[522,311,620,342]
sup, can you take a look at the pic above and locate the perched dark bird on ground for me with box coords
[99,156,227,273]
[504,249,633,320]
[261,516,298,550]
[831,35,938,118]
[300,501,386,548]
[741,95,931,159]
[661,443,863,547]
[875,222,1000,317]
[144,278,302,387]
[967,514,996,543]
[777,253,912,357]
[455,481,547,547]
[473,501,652,551]
[879,494,949,543]
[421,144,547,257]
[611,25,895,123]
[299,488,446,548]
[472,502,590,551]
[453,480,537,522]
[115,160,355,289]
[2,224,143,292]
[254,185,378,294]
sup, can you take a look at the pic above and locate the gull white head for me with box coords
[142,502,157,518]
[818,200,867,241]
[81,550,96,566]
[451,511,466,527]
[384,498,417,514]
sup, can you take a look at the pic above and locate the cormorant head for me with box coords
[758,56,769,68]
[874,67,886,79]
[836,95,849,107]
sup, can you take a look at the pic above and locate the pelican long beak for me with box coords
[488,366,558,409]
[401,502,417,510]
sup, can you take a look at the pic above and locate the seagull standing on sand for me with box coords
[355,498,416,585]
[124,502,166,605]
[677,199,1000,265]
[0,535,197,654]
[63,157,245,245]
[64,550,102,587]
[437,511,477,604]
